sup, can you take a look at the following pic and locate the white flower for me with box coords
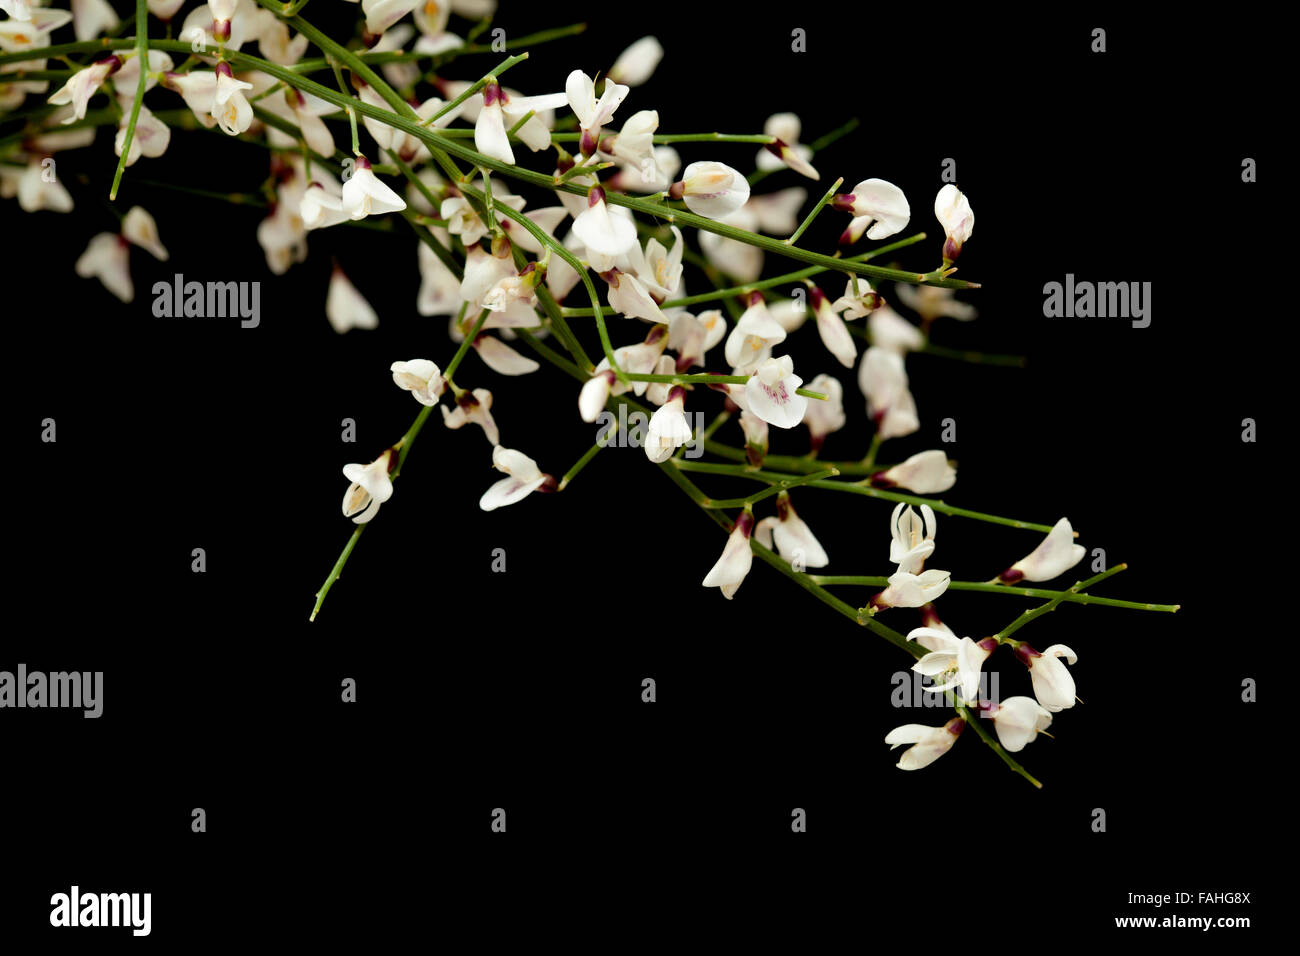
[755,492,828,568]
[341,448,395,524]
[16,159,73,212]
[867,303,925,354]
[573,185,637,258]
[674,161,750,220]
[565,68,629,153]
[71,0,119,41]
[284,88,337,156]
[702,511,755,599]
[604,268,667,324]
[326,264,378,333]
[884,716,964,770]
[857,346,919,440]
[725,294,787,370]
[212,64,253,135]
[999,517,1085,583]
[342,157,406,220]
[148,0,185,18]
[442,387,499,445]
[301,181,350,230]
[417,239,461,316]
[473,336,540,375]
[809,283,857,368]
[745,355,807,429]
[872,450,956,494]
[668,309,725,371]
[756,112,818,180]
[935,183,974,261]
[110,49,172,101]
[910,629,995,701]
[738,408,768,462]
[75,233,131,302]
[895,281,977,323]
[833,178,910,243]
[629,223,683,300]
[594,325,669,398]
[579,369,617,422]
[644,387,693,462]
[1016,644,1078,712]
[608,36,663,86]
[114,104,170,166]
[601,109,659,177]
[479,445,552,510]
[869,504,950,610]
[121,206,168,260]
[985,696,1053,752]
[361,0,417,37]
[162,70,218,128]
[390,359,444,406]
[802,374,845,450]
[889,502,936,571]
[699,213,763,282]
[830,276,884,320]
[47,55,120,123]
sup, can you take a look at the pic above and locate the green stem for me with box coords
[809,574,1179,613]
[993,563,1129,641]
[957,703,1043,789]
[784,176,841,247]
[560,233,927,317]
[802,478,1059,534]
[108,0,148,200]
[558,442,603,491]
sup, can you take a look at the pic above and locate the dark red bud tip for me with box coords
[667,385,687,404]
[919,603,942,628]
[645,323,668,345]
[556,154,575,175]
[998,567,1024,584]
[977,637,999,654]
[213,19,231,42]
[745,290,765,308]
[869,473,897,489]
[866,592,890,611]
[733,511,755,537]
[483,81,502,106]
[598,268,620,288]
[975,700,997,717]
[598,135,616,153]
[360,30,381,49]
[457,390,481,410]
[98,54,124,74]
[775,493,791,521]
[214,60,234,79]
[1014,644,1042,667]
[579,129,598,157]
[763,139,786,158]
[808,433,825,454]
[945,717,966,736]
[943,236,962,261]
[838,226,856,247]
[808,285,828,308]
[745,445,765,468]
[667,181,685,200]
[538,474,559,494]
[587,185,606,207]
[831,194,855,212]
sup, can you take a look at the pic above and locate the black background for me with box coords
[2,0,1280,944]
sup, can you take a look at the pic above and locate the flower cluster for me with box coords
[2,3,1177,785]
